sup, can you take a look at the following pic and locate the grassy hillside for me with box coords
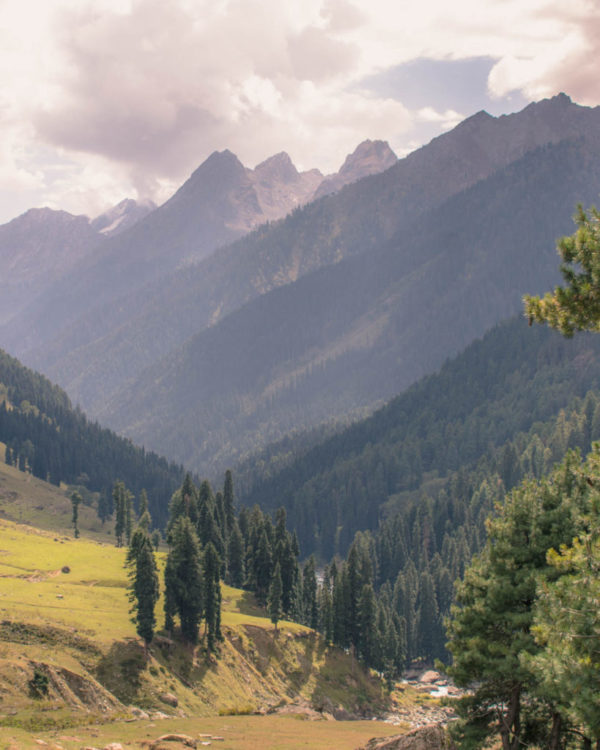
[0,347,188,530]
[0,514,426,747]
[0,455,110,541]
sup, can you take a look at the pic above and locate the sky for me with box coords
[0,0,598,223]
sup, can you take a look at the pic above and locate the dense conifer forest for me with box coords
[0,347,188,528]
[239,315,600,557]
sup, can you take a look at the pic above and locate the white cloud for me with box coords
[0,0,598,222]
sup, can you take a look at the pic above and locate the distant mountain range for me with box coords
[2,93,600,476]
[0,139,395,355]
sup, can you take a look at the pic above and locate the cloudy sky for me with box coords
[0,0,598,223]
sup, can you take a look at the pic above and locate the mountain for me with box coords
[91,197,157,236]
[312,139,397,198]
[0,207,103,326]
[251,152,323,219]
[0,346,188,528]
[0,143,389,362]
[236,315,600,557]
[12,94,597,426]
[98,129,600,473]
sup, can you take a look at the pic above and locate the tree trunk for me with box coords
[548,712,562,750]
[498,684,521,750]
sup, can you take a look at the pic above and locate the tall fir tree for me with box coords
[268,562,283,630]
[202,541,222,652]
[128,531,159,652]
[164,517,204,643]
[70,490,82,538]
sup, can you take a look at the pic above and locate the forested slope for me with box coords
[102,136,600,473]
[239,316,600,558]
[0,348,187,527]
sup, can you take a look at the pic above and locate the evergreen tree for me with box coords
[302,555,318,629]
[317,579,334,644]
[125,489,133,545]
[357,583,377,665]
[253,528,273,603]
[525,205,600,335]
[227,521,245,588]
[128,531,159,652]
[417,571,442,661]
[113,480,126,547]
[202,541,222,652]
[164,517,203,643]
[138,489,151,531]
[223,469,235,537]
[446,451,590,750]
[528,534,600,747]
[167,473,198,542]
[70,490,82,538]
[332,564,350,648]
[268,562,283,630]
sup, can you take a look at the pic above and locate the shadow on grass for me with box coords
[95,640,146,704]
[310,644,390,716]
[235,590,265,617]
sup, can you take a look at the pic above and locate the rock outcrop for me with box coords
[358,724,455,750]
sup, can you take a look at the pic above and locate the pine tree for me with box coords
[302,556,318,629]
[253,528,273,603]
[164,517,203,643]
[332,564,350,648]
[202,542,222,652]
[524,205,600,335]
[223,469,235,536]
[268,562,283,630]
[128,532,159,652]
[70,490,82,538]
[357,583,377,665]
[446,451,590,750]
[125,489,133,545]
[113,480,126,547]
[138,489,151,531]
[417,571,441,661]
[227,521,245,588]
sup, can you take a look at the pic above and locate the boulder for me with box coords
[419,670,441,684]
[159,692,178,707]
[150,734,197,748]
[357,724,455,750]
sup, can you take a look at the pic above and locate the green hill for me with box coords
[0,347,188,529]
[0,516,414,749]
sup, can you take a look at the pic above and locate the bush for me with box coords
[29,667,49,697]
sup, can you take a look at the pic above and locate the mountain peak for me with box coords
[313,139,397,199]
[338,139,397,178]
[549,92,573,106]
[91,198,157,237]
[254,152,299,183]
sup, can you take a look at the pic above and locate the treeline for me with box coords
[0,347,187,528]
[239,316,600,559]
[122,470,405,683]
[318,385,600,669]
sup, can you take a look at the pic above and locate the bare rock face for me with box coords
[358,724,455,750]
[251,152,323,222]
[91,198,157,237]
[313,140,397,198]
